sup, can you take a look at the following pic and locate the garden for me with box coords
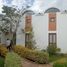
[0,44,67,67]
[0,44,49,67]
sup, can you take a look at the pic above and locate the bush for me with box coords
[0,45,8,57]
[47,44,61,55]
[0,56,4,67]
[53,58,67,67]
[4,52,22,67]
[13,45,49,64]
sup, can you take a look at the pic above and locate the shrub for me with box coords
[4,52,22,67]
[0,45,8,57]
[0,56,4,67]
[13,45,49,64]
[25,31,36,49]
[53,58,67,67]
[41,49,47,52]
[47,44,61,55]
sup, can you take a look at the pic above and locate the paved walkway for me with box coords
[22,58,53,67]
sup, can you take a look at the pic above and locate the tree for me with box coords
[0,16,11,34]
[1,5,33,47]
[2,6,20,45]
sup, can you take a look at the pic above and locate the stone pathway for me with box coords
[22,58,53,67]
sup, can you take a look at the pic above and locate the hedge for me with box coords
[13,45,49,64]
[0,45,8,57]
[4,52,22,67]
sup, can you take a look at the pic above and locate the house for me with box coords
[0,7,67,53]
[16,7,67,53]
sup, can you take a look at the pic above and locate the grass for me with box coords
[49,54,67,62]
[49,55,63,62]
[49,54,67,67]
[4,52,22,67]
[53,58,67,67]
[0,56,4,67]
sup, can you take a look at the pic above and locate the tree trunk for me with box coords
[13,32,16,45]
[10,32,16,50]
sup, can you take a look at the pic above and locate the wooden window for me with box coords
[25,16,32,32]
[49,17,56,22]
[0,38,1,43]
[25,33,31,47]
[27,19,31,23]
[49,33,56,44]
[0,33,1,43]
[49,13,56,31]
[25,33,31,42]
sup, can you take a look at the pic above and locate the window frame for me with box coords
[25,33,31,42]
[49,33,57,44]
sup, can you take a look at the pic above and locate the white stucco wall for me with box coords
[32,14,48,50]
[57,13,67,53]
[16,16,25,46]
[32,13,67,52]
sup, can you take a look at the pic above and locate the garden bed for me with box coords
[13,45,49,64]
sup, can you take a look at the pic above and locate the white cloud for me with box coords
[30,0,44,13]
[30,0,58,13]
[12,0,34,9]
[1,0,67,14]
[58,0,67,10]
[0,0,3,13]
[43,0,58,10]
[12,0,25,9]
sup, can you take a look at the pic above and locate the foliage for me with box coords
[2,6,16,17]
[2,6,20,45]
[0,45,8,57]
[1,5,32,45]
[25,31,36,49]
[13,45,49,64]
[47,44,61,55]
[0,56,4,67]
[0,17,11,34]
[1,6,18,33]
[4,52,22,67]
[41,49,47,52]
[53,58,67,67]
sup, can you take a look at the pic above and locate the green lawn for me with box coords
[53,58,67,67]
[0,56,4,67]
[49,54,67,67]
[49,55,67,62]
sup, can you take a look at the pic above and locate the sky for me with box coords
[0,0,67,13]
